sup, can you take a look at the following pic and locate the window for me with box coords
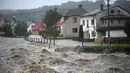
[103,20,106,24]
[118,10,120,14]
[73,17,77,23]
[110,10,114,14]
[91,19,94,25]
[118,20,121,24]
[87,20,89,28]
[111,20,114,24]
[82,20,85,26]
[103,32,106,36]
[72,28,77,33]
[105,20,107,24]
[91,31,95,37]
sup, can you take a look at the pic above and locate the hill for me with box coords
[0,0,105,21]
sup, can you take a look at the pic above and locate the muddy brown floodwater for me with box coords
[0,37,130,73]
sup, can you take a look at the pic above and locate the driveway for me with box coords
[55,40,100,46]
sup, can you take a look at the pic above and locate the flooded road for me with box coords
[0,37,130,73]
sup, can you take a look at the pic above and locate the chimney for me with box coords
[100,4,103,11]
[78,4,82,8]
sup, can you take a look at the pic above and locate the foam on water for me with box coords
[1,41,130,73]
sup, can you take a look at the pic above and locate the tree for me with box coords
[79,25,84,47]
[41,30,48,43]
[44,8,62,44]
[124,19,130,37]
[15,24,27,37]
[52,25,60,44]
[79,25,84,40]
[1,22,12,37]
[15,24,21,36]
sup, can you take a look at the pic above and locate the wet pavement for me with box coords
[55,40,99,46]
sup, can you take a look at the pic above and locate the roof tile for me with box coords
[32,20,44,30]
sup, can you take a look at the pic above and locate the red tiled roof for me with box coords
[56,17,64,26]
[32,20,44,30]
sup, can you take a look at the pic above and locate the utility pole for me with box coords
[107,0,110,44]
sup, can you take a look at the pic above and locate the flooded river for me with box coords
[0,37,130,73]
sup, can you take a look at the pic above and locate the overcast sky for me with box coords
[0,0,116,10]
[0,0,99,10]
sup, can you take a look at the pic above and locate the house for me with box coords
[26,21,35,34]
[32,20,45,35]
[58,5,86,37]
[80,5,130,42]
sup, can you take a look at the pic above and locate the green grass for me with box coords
[83,44,130,49]
[55,37,72,40]
[82,44,130,54]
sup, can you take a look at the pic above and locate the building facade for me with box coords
[60,5,86,37]
[27,21,35,34]
[80,15,96,39]
[81,5,130,42]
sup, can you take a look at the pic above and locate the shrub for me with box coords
[83,44,130,54]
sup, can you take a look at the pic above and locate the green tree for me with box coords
[79,25,84,47]
[44,8,62,44]
[15,24,27,37]
[1,22,12,37]
[15,24,21,36]
[124,19,130,37]
[41,30,48,43]
[79,25,84,40]
[52,25,60,44]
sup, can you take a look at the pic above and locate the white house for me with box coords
[80,13,96,39]
[27,21,35,34]
[80,5,130,42]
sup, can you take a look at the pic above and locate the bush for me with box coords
[1,22,12,37]
[83,44,130,54]
[15,24,27,37]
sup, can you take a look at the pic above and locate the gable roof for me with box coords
[56,17,64,26]
[65,6,86,16]
[32,20,44,30]
[81,5,130,17]
[113,1,130,14]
